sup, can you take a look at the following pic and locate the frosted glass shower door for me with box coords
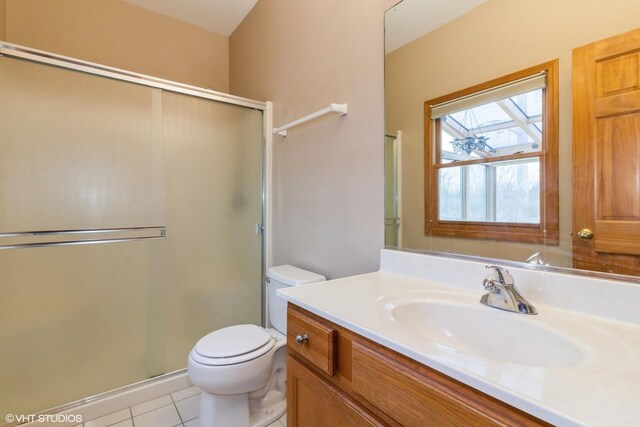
[0,54,264,416]
[161,91,264,371]
[0,55,166,416]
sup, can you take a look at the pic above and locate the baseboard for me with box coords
[6,370,191,427]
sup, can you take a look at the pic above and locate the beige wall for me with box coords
[230,0,396,279]
[3,0,229,91]
[386,0,640,267]
[0,0,6,40]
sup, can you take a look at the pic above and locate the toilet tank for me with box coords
[267,265,325,334]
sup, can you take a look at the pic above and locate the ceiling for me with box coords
[122,0,258,37]
[385,0,487,53]
[121,0,484,47]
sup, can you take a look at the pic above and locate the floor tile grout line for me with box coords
[171,389,201,404]
[175,393,201,423]
[131,403,177,424]
[170,392,186,425]
[85,388,200,427]
[174,401,185,425]
[87,409,132,427]
[130,397,175,418]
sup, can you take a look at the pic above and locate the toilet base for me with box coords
[250,395,286,427]
[200,393,249,427]
[198,390,286,427]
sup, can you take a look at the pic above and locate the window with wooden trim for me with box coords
[424,61,559,244]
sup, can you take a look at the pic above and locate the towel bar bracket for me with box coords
[273,103,347,137]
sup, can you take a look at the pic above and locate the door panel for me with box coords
[596,114,640,220]
[573,28,640,275]
[595,51,639,97]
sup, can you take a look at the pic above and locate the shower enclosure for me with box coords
[0,43,267,417]
[384,133,402,247]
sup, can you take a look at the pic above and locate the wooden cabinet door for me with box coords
[573,28,640,275]
[287,356,382,427]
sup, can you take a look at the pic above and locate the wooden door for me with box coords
[573,28,640,276]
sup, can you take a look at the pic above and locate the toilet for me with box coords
[188,265,326,427]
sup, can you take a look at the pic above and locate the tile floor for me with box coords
[81,385,287,427]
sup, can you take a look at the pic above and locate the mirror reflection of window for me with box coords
[425,61,558,244]
[440,89,543,161]
[438,88,542,224]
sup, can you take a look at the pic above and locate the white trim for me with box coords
[273,103,347,136]
[395,131,403,247]
[264,102,274,271]
[0,41,266,110]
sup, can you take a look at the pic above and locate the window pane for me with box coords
[495,160,540,223]
[480,127,537,151]
[439,167,462,220]
[467,165,487,221]
[449,103,511,129]
[440,126,481,160]
[510,89,542,118]
[439,87,543,161]
[437,160,540,224]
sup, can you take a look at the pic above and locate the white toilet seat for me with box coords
[191,324,275,366]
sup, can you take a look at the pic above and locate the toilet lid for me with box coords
[194,324,273,360]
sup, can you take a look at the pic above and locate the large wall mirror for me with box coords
[384,0,640,279]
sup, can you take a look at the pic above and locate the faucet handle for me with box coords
[485,265,514,285]
[482,278,496,291]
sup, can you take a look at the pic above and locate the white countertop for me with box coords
[277,251,640,427]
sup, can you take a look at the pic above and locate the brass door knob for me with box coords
[577,229,594,241]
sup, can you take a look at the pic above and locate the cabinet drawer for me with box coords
[287,309,337,376]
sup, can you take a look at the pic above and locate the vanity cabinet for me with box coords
[286,304,548,427]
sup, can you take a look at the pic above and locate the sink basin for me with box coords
[385,298,585,368]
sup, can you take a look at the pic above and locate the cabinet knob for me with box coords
[295,334,309,344]
[577,229,594,241]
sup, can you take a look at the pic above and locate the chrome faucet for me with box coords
[480,266,537,315]
[525,252,547,265]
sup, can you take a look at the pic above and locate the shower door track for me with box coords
[0,41,266,110]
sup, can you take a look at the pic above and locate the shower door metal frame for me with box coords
[0,42,265,109]
[0,40,274,326]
